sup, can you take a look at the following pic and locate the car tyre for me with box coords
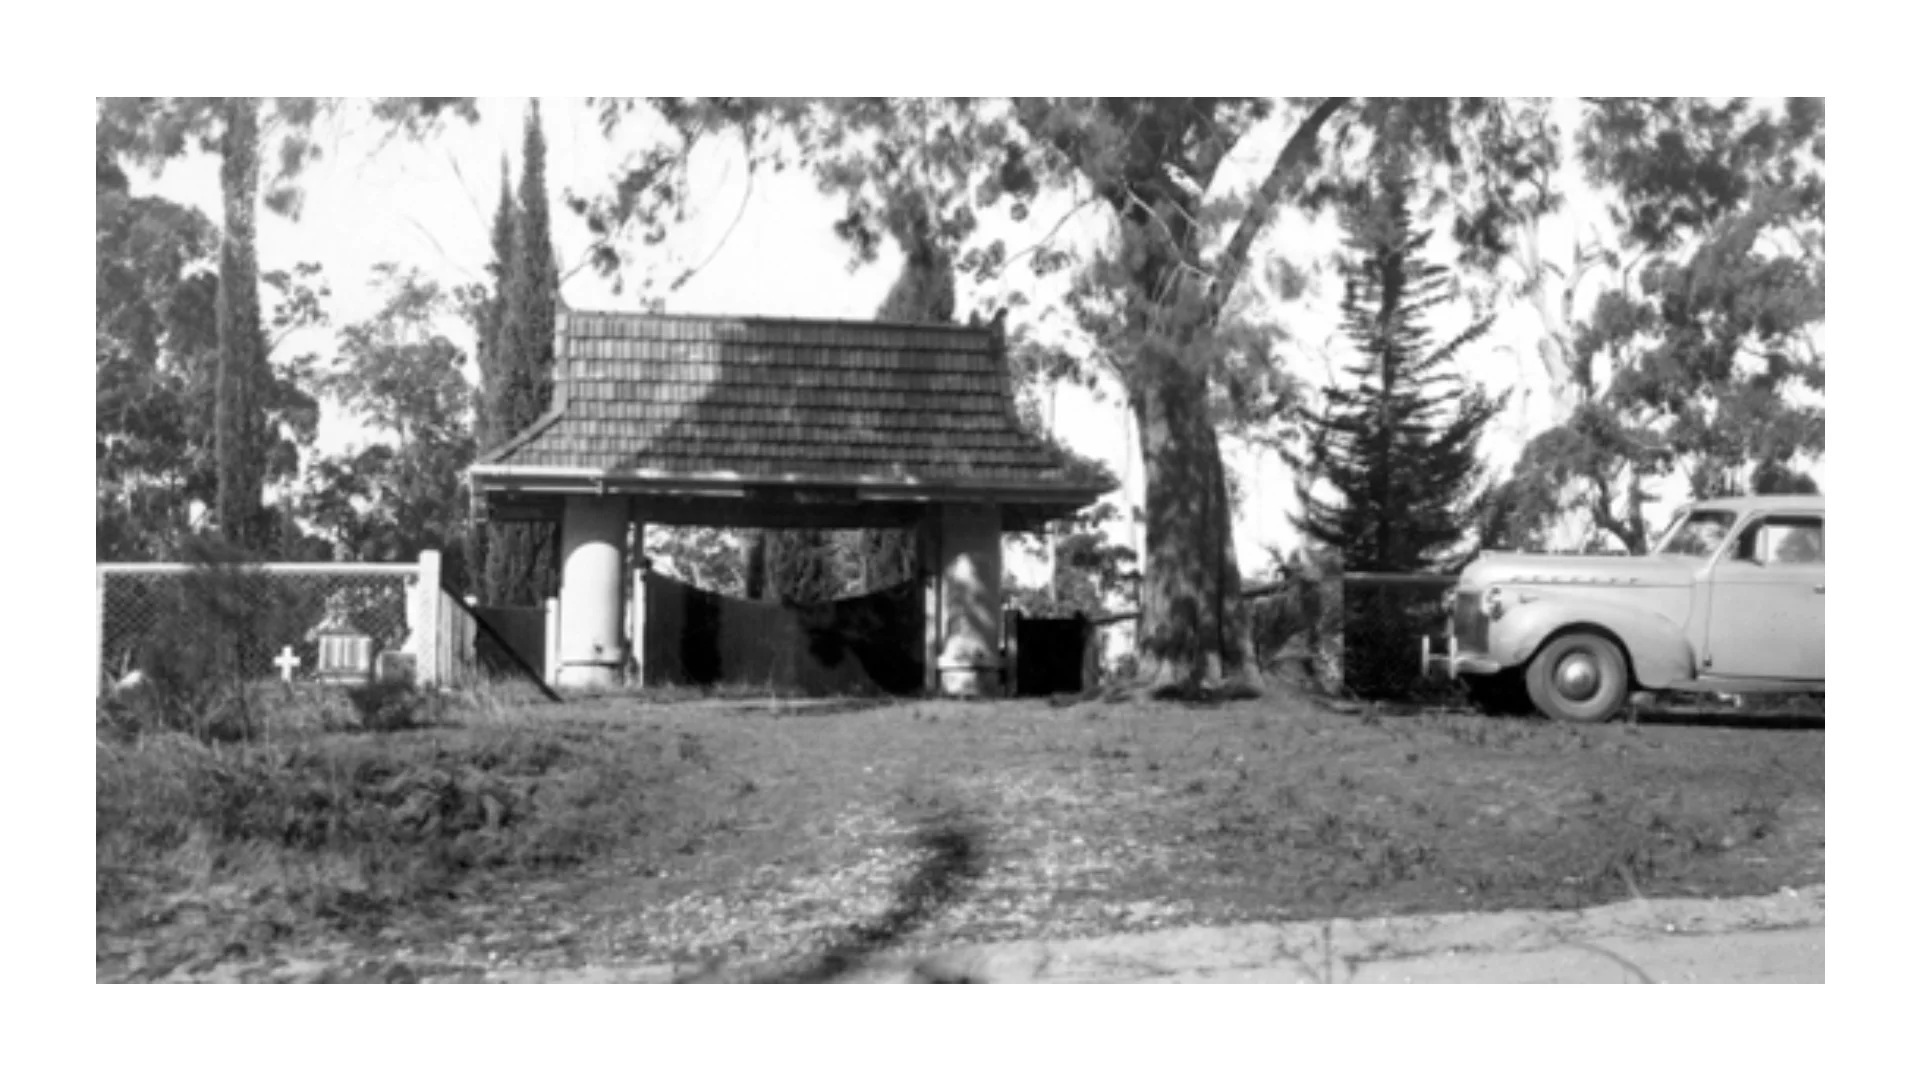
[1525,632,1629,723]
[1461,671,1534,716]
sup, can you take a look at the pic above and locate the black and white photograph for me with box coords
[84,88,1838,1052]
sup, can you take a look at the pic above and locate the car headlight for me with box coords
[1481,586,1505,620]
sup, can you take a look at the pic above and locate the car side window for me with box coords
[1661,510,1738,558]
[1735,516,1824,567]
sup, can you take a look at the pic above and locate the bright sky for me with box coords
[131,97,1821,578]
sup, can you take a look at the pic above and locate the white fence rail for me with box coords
[95,550,458,697]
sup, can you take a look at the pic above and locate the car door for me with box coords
[1703,513,1825,681]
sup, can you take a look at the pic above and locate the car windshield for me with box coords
[1654,509,1739,558]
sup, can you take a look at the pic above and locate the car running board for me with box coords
[1662,677,1824,696]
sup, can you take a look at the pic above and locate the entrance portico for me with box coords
[470,310,1110,695]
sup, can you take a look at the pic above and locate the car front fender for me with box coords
[1492,595,1696,688]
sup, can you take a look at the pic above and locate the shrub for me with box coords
[104,537,314,743]
[97,721,684,925]
[344,683,446,732]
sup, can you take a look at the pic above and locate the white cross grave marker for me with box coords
[274,646,302,684]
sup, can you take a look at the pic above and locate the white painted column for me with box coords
[413,549,443,687]
[556,496,629,690]
[935,502,1004,697]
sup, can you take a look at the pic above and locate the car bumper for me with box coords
[1420,634,1503,679]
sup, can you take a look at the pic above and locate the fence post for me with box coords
[544,596,561,688]
[412,550,443,687]
[94,567,106,699]
[629,567,647,687]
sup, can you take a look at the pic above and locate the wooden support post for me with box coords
[544,597,561,688]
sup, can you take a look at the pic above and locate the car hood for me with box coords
[1459,551,1697,589]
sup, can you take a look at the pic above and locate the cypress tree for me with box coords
[1288,155,1506,572]
[475,157,514,452]
[466,160,514,594]
[481,101,561,605]
[507,99,560,409]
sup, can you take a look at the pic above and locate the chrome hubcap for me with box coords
[1556,654,1600,701]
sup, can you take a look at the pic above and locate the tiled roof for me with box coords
[477,310,1100,491]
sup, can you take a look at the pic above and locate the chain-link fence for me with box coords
[98,562,420,691]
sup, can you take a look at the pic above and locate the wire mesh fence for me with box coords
[98,562,419,690]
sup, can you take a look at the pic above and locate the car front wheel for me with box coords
[1525,632,1630,723]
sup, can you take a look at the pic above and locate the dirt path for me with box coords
[485,883,1823,983]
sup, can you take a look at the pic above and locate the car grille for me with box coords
[1453,591,1489,653]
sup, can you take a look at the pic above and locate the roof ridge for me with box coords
[565,308,991,337]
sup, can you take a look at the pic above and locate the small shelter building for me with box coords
[468,309,1111,695]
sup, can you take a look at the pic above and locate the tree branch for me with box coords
[995,191,1101,277]
[1585,466,1633,552]
[669,164,756,291]
[1206,97,1349,322]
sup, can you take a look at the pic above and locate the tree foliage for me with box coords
[301,265,477,586]
[97,97,329,551]
[645,527,745,595]
[96,108,324,559]
[571,97,1557,695]
[96,140,219,559]
[1005,502,1139,619]
[479,102,562,605]
[1488,98,1824,553]
[1287,156,1505,572]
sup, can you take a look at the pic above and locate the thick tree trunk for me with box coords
[215,98,268,550]
[1129,350,1260,695]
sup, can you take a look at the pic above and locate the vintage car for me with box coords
[1422,494,1825,722]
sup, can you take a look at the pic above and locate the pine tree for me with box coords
[1288,156,1506,572]
[481,101,561,605]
